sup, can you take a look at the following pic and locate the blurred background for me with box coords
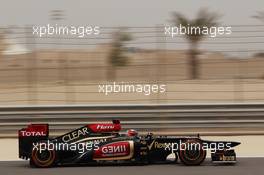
[0,0,263,105]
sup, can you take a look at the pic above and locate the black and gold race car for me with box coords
[18,120,240,168]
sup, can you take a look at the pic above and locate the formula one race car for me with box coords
[18,120,240,168]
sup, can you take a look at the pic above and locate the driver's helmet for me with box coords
[127,129,138,137]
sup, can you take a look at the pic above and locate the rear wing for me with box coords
[18,124,49,160]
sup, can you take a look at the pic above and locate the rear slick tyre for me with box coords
[31,147,56,168]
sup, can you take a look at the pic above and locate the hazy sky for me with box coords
[0,0,263,57]
[0,0,263,26]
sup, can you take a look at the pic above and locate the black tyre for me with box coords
[179,139,206,166]
[30,142,56,168]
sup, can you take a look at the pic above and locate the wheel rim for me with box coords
[32,147,56,167]
[179,139,206,165]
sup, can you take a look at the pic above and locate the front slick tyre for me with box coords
[30,145,56,168]
[179,139,206,166]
